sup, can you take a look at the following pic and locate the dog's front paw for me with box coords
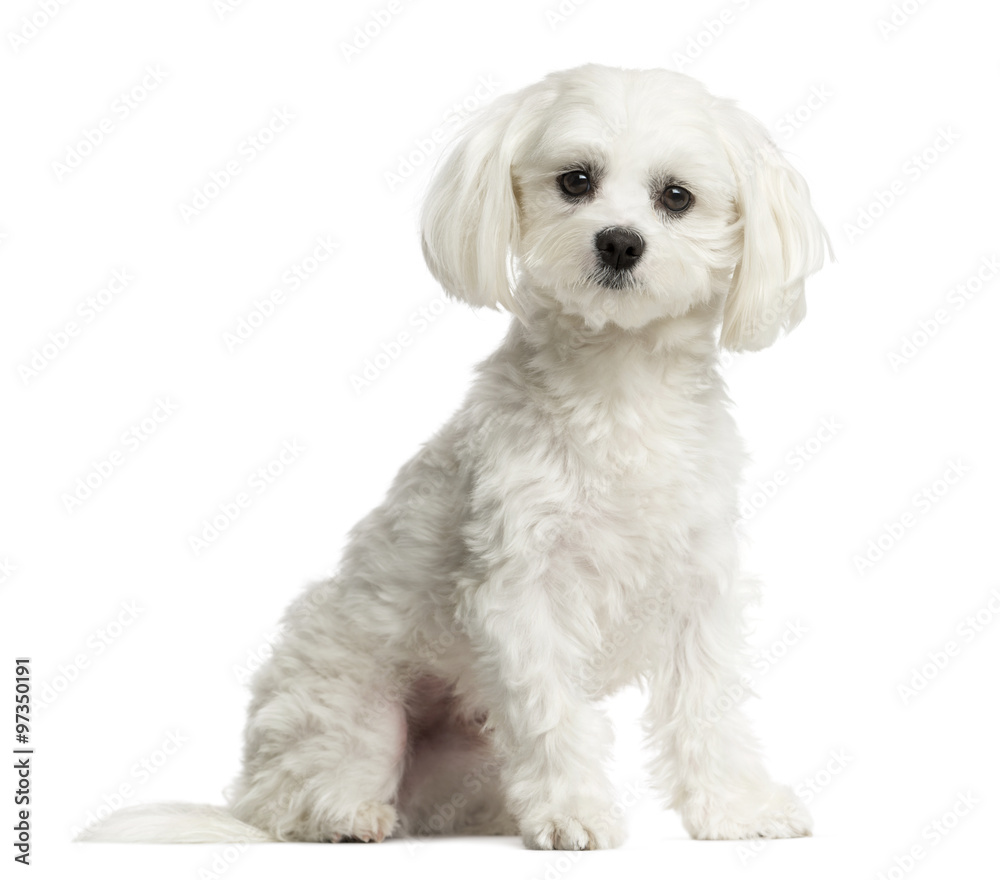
[520,805,625,850]
[682,785,812,840]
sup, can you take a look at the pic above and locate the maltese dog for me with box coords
[84,63,828,850]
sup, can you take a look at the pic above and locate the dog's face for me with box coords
[422,65,828,349]
[513,70,742,331]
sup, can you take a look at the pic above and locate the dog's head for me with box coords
[421,64,829,350]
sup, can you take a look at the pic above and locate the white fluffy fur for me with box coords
[81,64,828,849]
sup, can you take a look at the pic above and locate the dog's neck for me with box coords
[473,296,727,467]
[477,302,728,475]
[512,298,723,393]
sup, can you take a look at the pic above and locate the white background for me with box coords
[2,0,998,877]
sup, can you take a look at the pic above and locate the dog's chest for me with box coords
[557,358,731,522]
[540,368,738,679]
[532,393,718,588]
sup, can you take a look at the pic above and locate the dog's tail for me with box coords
[76,803,274,843]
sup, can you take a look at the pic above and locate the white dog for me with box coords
[83,64,828,850]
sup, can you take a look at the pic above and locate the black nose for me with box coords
[594,227,644,271]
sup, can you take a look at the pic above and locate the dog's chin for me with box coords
[537,275,671,333]
[524,265,699,332]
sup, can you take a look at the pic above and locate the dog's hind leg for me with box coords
[228,638,408,843]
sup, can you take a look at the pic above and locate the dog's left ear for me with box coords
[715,101,831,352]
[421,86,550,316]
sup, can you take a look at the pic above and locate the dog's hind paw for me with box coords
[329,802,397,843]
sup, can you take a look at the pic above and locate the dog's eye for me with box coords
[559,170,591,197]
[660,185,692,212]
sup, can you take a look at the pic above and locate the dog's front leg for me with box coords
[643,582,812,840]
[460,567,624,850]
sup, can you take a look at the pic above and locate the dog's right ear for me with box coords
[421,87,547,315]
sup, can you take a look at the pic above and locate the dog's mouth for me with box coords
[590,267,638,291]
